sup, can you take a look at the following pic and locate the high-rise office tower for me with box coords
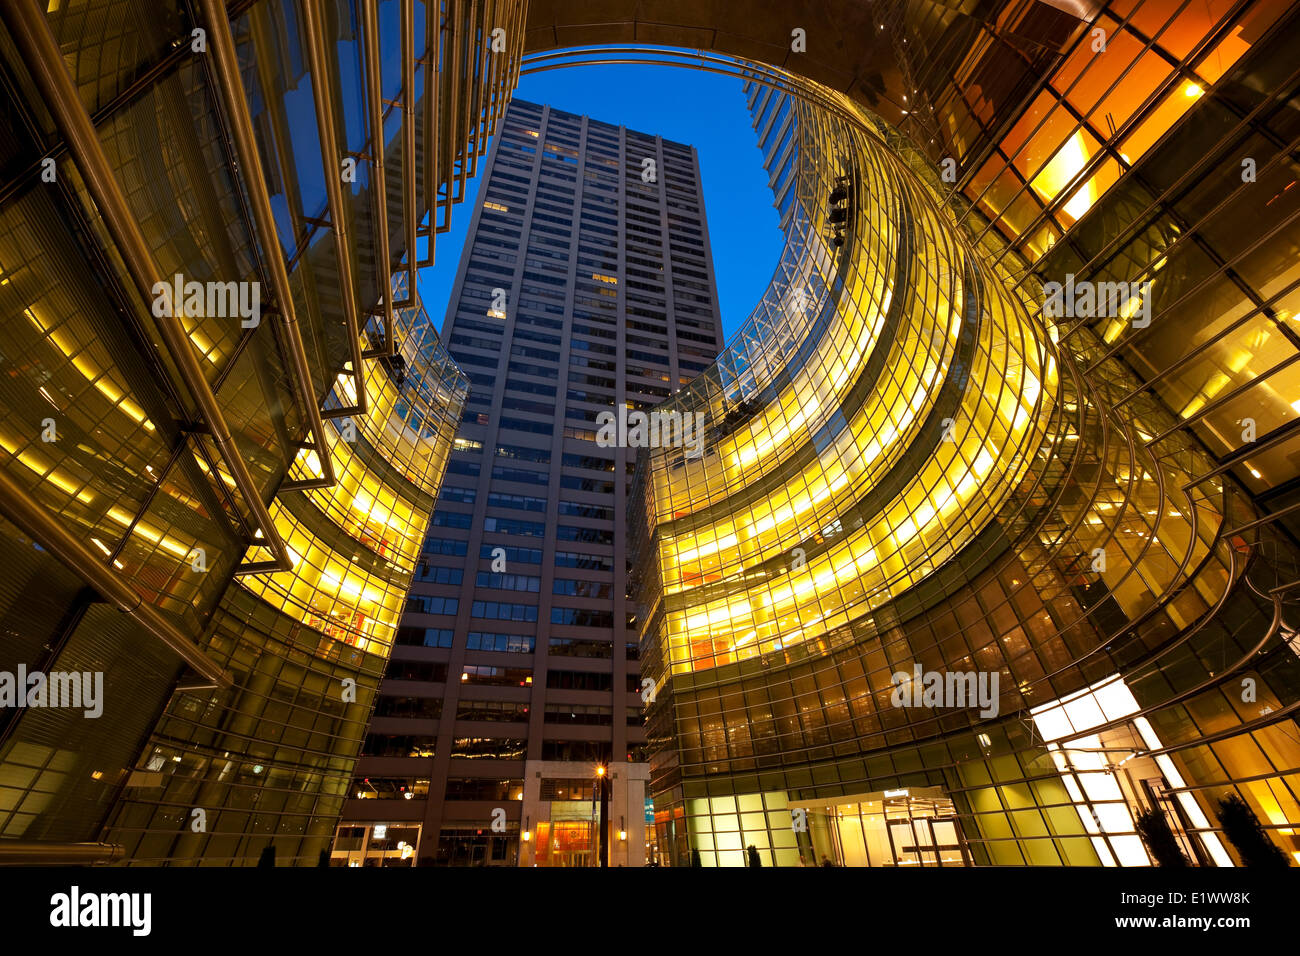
[4,0,1298,874]
[335,98,724,866]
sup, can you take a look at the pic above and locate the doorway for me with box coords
[796,787,972,866]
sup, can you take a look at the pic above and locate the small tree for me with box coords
[1216,793,1291,868]
[746,844,762,867]
[257,843,276,868]
[1134,807,1189,867]
[691,848,703,868]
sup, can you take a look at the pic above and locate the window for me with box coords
[546,670,613,690]
[551,608,615,628]
[405,595,459,615]
[475,572,541,592]
[450,738,527,759]
[466,632,536,653]
[553,579,614,599]
[471,601,538,622]
[395,627,455,648]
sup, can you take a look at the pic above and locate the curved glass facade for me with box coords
[632,68,1300,867]
[2,0,1297,872]
[104,283,467,865]
[0,0,504,864]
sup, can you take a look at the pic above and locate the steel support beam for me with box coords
[201,0,338,496]
[361,0,397,358]
[0,0,292,573]
[0,840,125,866]
[0,470,232,686]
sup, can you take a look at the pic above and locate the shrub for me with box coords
[1216,793,1291,868]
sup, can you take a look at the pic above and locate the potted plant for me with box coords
[1134,807,1189,867]
[1216,793,1291,868]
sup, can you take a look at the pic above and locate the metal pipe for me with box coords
[399,0,417,337]
[466,0,490,179]
[0,0,292,573]
[1145,351,1300,447]
[293,1,385,377]
[359,0,395,359]
[0,840,125,865]
[1181,420,1300,490]
[454,0,480,205]
[1222,498,1300,539]
[440,0,460,233]
[456,0,477,202]
[249,1,366,421]
[422,0,441,259]
[484,0,517,137]
[201,0,337,494]
[0,470,232,686]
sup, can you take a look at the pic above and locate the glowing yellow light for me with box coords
[1030,132,1094,221]
[25,307,155,431]
[90,537,125,569]
[106,506,191,558]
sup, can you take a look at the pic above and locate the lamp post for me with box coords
[595,764,609,867]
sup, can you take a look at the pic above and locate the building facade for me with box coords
[631,5,1300,866]
[0,0,520,864]
[2,0,1297,870]
[335,98,724,866]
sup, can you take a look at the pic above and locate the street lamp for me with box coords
[594,763,610,867]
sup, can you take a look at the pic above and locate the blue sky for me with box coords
[417,64,784,343]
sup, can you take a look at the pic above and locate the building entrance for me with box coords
[793,787,972,867]
[534,819,593,867]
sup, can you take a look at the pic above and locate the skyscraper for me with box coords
[2,0,1298,879]
[334,99,724,866]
